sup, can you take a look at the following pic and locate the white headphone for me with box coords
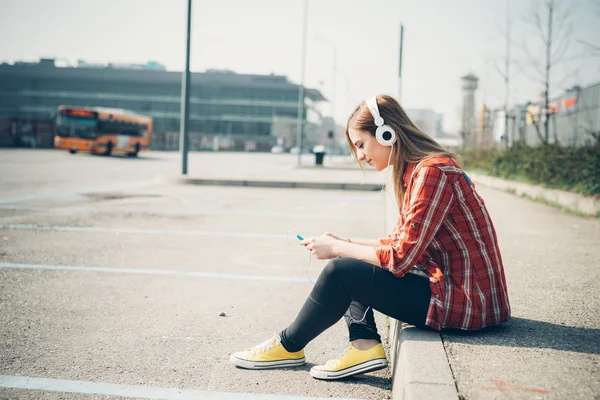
[365,96,397,146]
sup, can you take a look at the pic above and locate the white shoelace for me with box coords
[250,333,281,354]
[325,343,352,367]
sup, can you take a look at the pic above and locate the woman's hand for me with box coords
[300,232,381,266]
[323,232,348,242]
[300,233,342,260]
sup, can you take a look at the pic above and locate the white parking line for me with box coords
[0,205,383,221]
[0,224,376,243]
[0,188,382,205]
[0,224,287,238]
[0,375,363,400]
[0,262,312,283]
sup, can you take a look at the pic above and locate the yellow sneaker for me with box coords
[230,334,305,369]
[310,343,388,380]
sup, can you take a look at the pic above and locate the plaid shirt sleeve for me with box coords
[375,166,456,277]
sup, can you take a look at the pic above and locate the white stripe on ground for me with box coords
[0,262,312,283]
[0,205,382,221]
[0,224,287,238]
[0,375,363,400]
[0,224,374,243]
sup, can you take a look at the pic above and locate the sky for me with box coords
[1,0,599,133]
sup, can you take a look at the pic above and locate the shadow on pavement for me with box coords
[76,152,165,161]
[232,362,392,389]
[333,374,392,389]
[441,317,600,355]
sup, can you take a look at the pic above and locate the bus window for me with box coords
[98,120,146,137]
[56,114,97,139]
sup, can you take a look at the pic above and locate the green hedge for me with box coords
[459,144,600,196]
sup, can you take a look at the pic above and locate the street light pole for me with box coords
[180,0,192,175]
[398,23,404,103]
[296,0,308,167]
[331,46,337,129]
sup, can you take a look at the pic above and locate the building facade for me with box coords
[519,83,599,147]
[474,82,600,149]
[405,108,443,138]
[0,58,326,151]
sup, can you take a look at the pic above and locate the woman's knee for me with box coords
[312,258,351,293]
[319,258,357,282]
[319,258,347,280]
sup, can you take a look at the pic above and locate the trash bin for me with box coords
[313,145,326,166]
[315,152,325,165]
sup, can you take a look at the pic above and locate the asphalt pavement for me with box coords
[0,149,392,400]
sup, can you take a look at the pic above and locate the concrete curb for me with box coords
[468,172,600,217]
[389,321,458,400]
[171,177,384,191]
[383,171,456,399]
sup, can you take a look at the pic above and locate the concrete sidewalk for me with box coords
[167,153,385,191]
[176,152,600,400]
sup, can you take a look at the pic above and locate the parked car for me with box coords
[271,145,284,154]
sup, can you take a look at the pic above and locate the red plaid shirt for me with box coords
[375,156,511,330]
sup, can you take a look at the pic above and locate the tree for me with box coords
[519,0,574,144]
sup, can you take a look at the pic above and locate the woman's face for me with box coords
[347,127,393,171]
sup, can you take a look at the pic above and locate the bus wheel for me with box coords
[68,149,77,154]
[127,143,140,157]
[105,142,113,156]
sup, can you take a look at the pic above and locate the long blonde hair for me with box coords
[345,94,458,206]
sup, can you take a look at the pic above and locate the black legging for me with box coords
[280,257,432,352]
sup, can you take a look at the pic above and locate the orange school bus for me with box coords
[54,106,152,156]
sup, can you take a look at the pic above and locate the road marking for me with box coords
[0,262,312,283]
[0,187,382,205]
[0,224,374,244]
[0,224,287,238]
[0,205,382,221]
[0,375,363,400]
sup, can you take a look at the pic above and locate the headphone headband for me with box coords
[365,96,385,127]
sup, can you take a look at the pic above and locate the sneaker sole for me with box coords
[230,354,306,370]
[310,358,388,380]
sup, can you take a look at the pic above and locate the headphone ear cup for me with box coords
[376,125,397,146]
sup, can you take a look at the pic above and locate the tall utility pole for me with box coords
[296,0,308,166]
[543,1,554,144]
[503,0,511,148]
[461,74,479,149]
[331,46,337,129]
[180,0,192,175]
[398,24,404,103]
